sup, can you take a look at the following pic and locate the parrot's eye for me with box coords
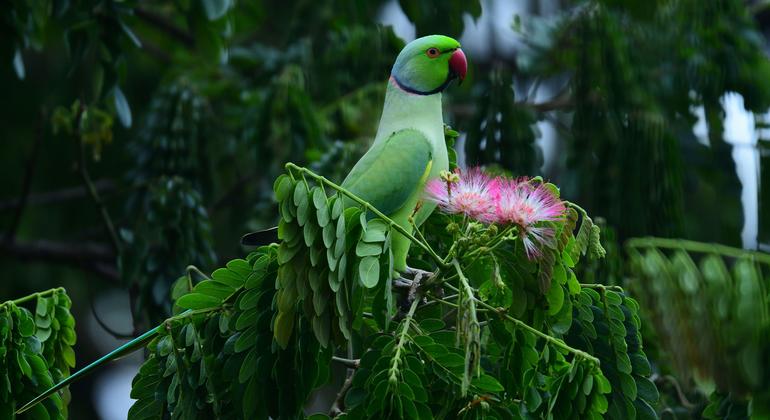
[426,47,440,58]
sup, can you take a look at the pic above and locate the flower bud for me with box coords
[446,222,459,234]
[440,170,460,183]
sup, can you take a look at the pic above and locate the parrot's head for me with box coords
[391,35,467,95]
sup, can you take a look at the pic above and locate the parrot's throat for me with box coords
[390,74,455,96]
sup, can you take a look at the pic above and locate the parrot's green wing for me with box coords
[342,129,433,216]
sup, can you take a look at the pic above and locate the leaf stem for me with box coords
[444,269,600,366]
[3,287,65,307]
[286,163,446,268]
[389,292,421,383]
[451,259,481,396]
[579,283,624,293]
[186,265,212,281]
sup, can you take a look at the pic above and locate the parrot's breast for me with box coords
[374,80,449,225]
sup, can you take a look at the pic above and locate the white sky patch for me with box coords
[88,290,142,419]
[721,93,760,249]
[378,1,415,42]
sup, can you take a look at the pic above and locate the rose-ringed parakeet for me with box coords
[341,34,466,271]
[17,35,467,414]
[244,34,467,272]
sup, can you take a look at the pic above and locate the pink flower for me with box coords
[425,168,498,221]
[493,178,566,259]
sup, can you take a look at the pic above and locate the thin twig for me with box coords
[134,7,195,47]
[186,265,212,282]
[443,281,601,366]
[331,356,360,369]
[329,374,354,417]
[5,110,44,242]
[75,105,122,255]
[90,297,137,339]
[208,173,259,213]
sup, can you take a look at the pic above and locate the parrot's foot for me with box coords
[394,266,435,304]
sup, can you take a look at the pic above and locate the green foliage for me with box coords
[121,176,217,327]
[129,247,329,419]
[0,288,76,419]
[464,68,542,177]
[271,164,401,348]
[627,238,770,417]
[7,1,767,419]
[116,166,655,419]
[566,288,658,419]
[51,100,115,160]
[399,0,482,37]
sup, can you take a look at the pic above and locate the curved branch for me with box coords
[0,239,119,282]
[0,180,116,211]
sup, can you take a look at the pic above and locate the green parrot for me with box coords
[341,34,466,271]
[16,34,467,414]
[244,34,467,271]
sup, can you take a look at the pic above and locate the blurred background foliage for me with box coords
[2,0,770,418]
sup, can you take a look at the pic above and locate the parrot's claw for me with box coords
[403,266,434,280]
[393,278,414,289]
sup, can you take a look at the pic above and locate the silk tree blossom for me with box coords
[424,168,499,221]
[493,178,566,259]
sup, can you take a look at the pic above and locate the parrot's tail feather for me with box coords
[241,227,279,246]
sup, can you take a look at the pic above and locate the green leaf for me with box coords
[358,257,380,288]
[274,175,293,202]
[332,197,343,219]
[619,373,637,400]
[567,269,581,295]
[582,373,594,395]
[545,283,564,316]
[176,293,222,310]
[525,386,543,411]
[363,219,388,243]
[472,374,505,392]
[212,266,246,288]
[635,376,659,403]
[274,310,295,349]
[312,187,327,209]
[17,350,32,377]
[239,348,258,383]
[17,310,35,337]
[193,280,234,300]
[113,86,132,128]
[356,241,382,257]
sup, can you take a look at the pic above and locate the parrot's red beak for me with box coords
[449,48,467,84]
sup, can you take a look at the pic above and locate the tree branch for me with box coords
[0,239,118,282]
[0,180,116,211]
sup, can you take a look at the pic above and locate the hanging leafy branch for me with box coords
[626,237,770,418]
[0,288,76,419]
